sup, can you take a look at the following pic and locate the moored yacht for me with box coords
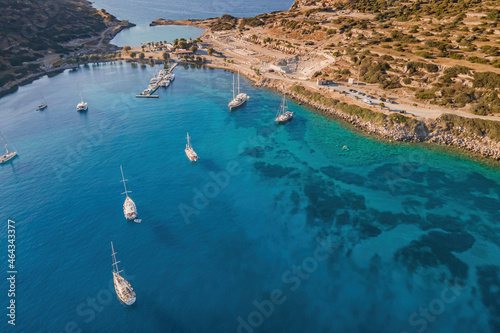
[0,143,17,164]
[228,70,248,110]
[0,133,17,164]
[111,242,136,305]
[120,166,138,220]
[185,132,198,162]
[37,96,47,111]
[76,90,88,112]
[37,103,47,111]
[275,95,293,124]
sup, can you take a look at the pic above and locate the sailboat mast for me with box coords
[111,242,122,274]
[238,70,240,95]
[232,76,235,99]
[5,144,8,154]
[187,132,191,148]
[120,165,129,197]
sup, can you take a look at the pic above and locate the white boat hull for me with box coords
[275,111,294,124]
[0,151,17,164]
[228,93,248,110]
[185,148,198,162]
[123,196,138,220]
[113,272,136,305]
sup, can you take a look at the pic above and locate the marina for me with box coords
[136,63,177,98]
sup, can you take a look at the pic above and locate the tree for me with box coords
[379,102,385,108]
[139,52,145,59]
[190,45,198,53]
[123,45,131,53]
[81,55,88,62]
[130,52,136,58]
[207,47,214,55]
[162,51,170,61]
[178,40,187,49]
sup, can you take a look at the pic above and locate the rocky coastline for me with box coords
[255,77,500,161]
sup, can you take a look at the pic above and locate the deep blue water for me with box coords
[92,0,295,25]
[0,62,500,333]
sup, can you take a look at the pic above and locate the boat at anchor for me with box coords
[228,70,248,110]
[275,95,293,124]
[185,132,198,162]
[120,166,138,221]
[111,242,136,305]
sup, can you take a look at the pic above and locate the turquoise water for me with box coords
[111,25,205,47]
[0,62,500,332]
[97,0,294,48]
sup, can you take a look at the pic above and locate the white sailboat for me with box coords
[275,95,293,124]
[76,89,88,112]
[111,242,136,305]
[0,134,17,164]
[120,166,138,220]
[185,132,198,162]
[37,96,47,111]
[228,70,248,110]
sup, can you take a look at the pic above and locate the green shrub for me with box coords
[473,72,500,89]
[290,85,386,123]
[441,113,500,141]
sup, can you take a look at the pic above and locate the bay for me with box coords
[0,62,499,332]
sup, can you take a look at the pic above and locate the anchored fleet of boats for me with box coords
[138,67,176,97]
[2,65,296,305]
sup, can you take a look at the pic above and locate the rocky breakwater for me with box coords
[255,78,500,161]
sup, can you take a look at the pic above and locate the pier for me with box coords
[136,62,177,98]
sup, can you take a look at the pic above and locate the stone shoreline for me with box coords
[253,77,500,161]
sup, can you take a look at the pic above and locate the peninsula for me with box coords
[0,0,134,97]
[147,0,500,160]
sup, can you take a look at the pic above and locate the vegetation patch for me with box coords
[441,113,500,141]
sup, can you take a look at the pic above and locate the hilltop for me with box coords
[147,0,500,159]
[0,0,134,93]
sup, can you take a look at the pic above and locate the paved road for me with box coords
[205,33,500,122]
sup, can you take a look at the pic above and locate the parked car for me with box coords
[363,99,372,104]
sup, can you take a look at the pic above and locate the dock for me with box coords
[135,62,177,98]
